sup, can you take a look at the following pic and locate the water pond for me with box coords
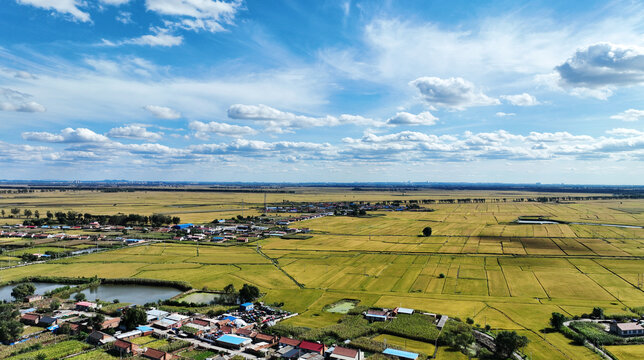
[325,299,359,314]
[70,284,182,304]
[0,282,182,304]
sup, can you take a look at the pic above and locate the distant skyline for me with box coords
[1,0,643,184]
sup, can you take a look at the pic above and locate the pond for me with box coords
[0,282,67,302]
[70,284,182,304]
[0,282,182,304]
[179,292,223,304]
[325,299,359,314]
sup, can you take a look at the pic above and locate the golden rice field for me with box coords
[0,189,642,360]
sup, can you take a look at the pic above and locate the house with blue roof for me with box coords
[216,334,252,349]
[383,348,419,360]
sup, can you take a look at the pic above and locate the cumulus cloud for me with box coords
[0,88,45,112]
[107,125,163,141]
[227,104,382,132]
[340,128,644,162]
[16,0,90,22]
[145,0,242,33]
[555,43,644,98]
[189,120,257,139]
[410,77,499,110]
[143,105,181,119]
[610,109,644,122]
[496,112,515,117]
[22,128,110,143]
[386,111,438,126]
[500,93,540,106]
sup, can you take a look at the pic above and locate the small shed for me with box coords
[240,302,254,311]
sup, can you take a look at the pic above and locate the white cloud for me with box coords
[410,77,499,110]
[555,43,644,98]
[143,105,182,119]
[116,11,132,24]
[500,93,540,106]
[100,0,131,5]
[227,104,382,132]
[103,28,184,47]
[610,109,644,122]
[108,125,163,141]
[386,111,438,126]
[0,88,45,112]
[606,128,644,137]
[145,0,242,33]
[16,0,90,22]
[189,120,257,139]
[496,112,515,117]
[22,128,110,143]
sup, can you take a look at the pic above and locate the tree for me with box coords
[10,207,20,217]
[223,283,237,304]
[90,313,106,331]
[550,312,567,330]
[1,209,4,217]
[591,307,604,319]
[494,331,529,359]
[239,284,260,302]
[442,322,474,351]
[34,210,40,219]
[172,217,180,225]
[121,307,147,330]
[57,323,71,335]
[46,211,53,219]
[49,299,61,312]
[74,292,87,301]
[23,209,33,218]
[11,283,36,301]
[422,226,432,237]
[0,303,23,342]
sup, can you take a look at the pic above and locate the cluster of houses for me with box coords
[17,301,302,360]
[0,230,91,241]
[170,222,311,243]
[264,202,428,214]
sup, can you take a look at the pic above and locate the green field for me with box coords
[0,189,642,360]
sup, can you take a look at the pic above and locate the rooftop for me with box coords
[217,334,251,345]
[383,348,419,360]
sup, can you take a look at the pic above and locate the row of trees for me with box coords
[7,209,180,227]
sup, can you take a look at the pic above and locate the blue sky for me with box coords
[1,0,643,183]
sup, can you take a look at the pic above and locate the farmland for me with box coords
[0,188,643,359]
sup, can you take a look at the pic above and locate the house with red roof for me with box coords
[113,340,139,357]
[143,348,173,360]
[299,340,326,354]
[331,346,361,360]
[279,337,301,348]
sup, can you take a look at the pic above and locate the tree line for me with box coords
[2,209,180,227]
